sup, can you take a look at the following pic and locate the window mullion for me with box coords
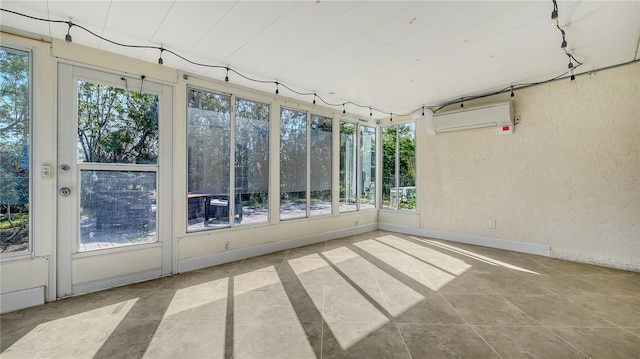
[395,126,400,210]
[229,95,236,226]
[306,113,311,218]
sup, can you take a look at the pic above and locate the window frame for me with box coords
[0,44,33,259]
[338,119,378,213]
[380,121,416,212]
[186,85,273,231]
[279,108,334,221]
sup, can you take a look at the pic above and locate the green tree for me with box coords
[77,81,159,164]
[382,124,416,209]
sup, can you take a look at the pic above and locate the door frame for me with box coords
[56,63,173,298]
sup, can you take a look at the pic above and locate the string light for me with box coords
[421,106,425,116]
[0,6,592,120]
[551,1,583,83]
[390,113,393,122]
[225,67,229,82]
[342,104,346,114]
[158,47,164,67]
[559,26,567,50]
[65,20,73,43]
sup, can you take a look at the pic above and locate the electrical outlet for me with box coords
[489,219,496,229]
[224,241,230,251]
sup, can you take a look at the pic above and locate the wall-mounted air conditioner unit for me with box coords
[426,101,514,135]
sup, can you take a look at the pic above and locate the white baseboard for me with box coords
[552,250,639,272]
[179,223,378,273]
[1,287,44,314]
[378,223,551,257]
[71,269,163,296]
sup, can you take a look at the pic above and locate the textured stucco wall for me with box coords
[418,62,639,269]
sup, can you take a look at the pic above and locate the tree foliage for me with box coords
[77,81,159,164]
[0,47,30,250]
[382,124,416,209]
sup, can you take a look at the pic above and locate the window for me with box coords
[280,110,333,220]
[0,46,30,254]
[360,125,376,209]
[77,80,160,251]
[187,89,270,230]
[339,122,357,212]
[382,123,416,210]
[235,98,269,225]
[339,121,377,212]
[187,89,231,229]
[280,108,307,220]
[310,114,332,216]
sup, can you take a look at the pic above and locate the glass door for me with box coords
[57,64,173,297]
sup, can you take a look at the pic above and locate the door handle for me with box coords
[59,187,71,196]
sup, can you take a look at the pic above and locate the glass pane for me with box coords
[236,98,269,225]
[382,126,397,209]
[310,114,332,217]
[360,125,376,210]
[398,123,416,210]
[339,122,357,212]
[0,47,30,253]
[77,81,159,164]
[80,170,156,251]
[280,108,307,220]
[187,89,231,230]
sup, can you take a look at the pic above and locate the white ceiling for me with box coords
[1,1,639,119]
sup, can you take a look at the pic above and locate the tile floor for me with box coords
[1,230,639,358]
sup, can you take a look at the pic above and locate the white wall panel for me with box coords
[72,246,162,284]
